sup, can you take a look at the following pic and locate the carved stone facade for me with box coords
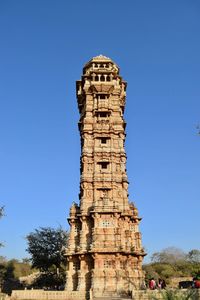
[65,55,145,298]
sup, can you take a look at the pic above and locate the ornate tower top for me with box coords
[84,54,117,64]
[83,54,120,76]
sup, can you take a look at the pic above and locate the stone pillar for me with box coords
[77,256,87,291]
[65,259,73,291]
[68,220,75,253]
[79,217,87,251]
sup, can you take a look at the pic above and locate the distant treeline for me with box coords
[143,247,200,284]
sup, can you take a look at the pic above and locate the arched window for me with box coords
[107,75,111,82]
[100,75,105,82]
[99,94,106,99]
[73,261,80,270]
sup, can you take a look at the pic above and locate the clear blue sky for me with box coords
[0,0,200,262]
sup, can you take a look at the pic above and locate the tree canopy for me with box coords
[151,247,186,264]
[26,226,68,288]
[187,250,200,264]
[144,247,200,285]
[0,257,32,294]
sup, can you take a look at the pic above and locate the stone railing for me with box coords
[10,289,200,300]
[11,290,89,300]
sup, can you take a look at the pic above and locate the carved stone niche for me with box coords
[96,188,112,207]
[96,188,110,198]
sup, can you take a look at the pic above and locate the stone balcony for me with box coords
[91,205,119,213]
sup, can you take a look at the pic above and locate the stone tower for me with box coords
[65,55,145,299]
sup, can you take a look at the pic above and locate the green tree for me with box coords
[26,227,68,288]
[8,259,33,278]
[143,264,159,280]
[1,259,23,295]
[0,257,34,293]
[185,250,200,277]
